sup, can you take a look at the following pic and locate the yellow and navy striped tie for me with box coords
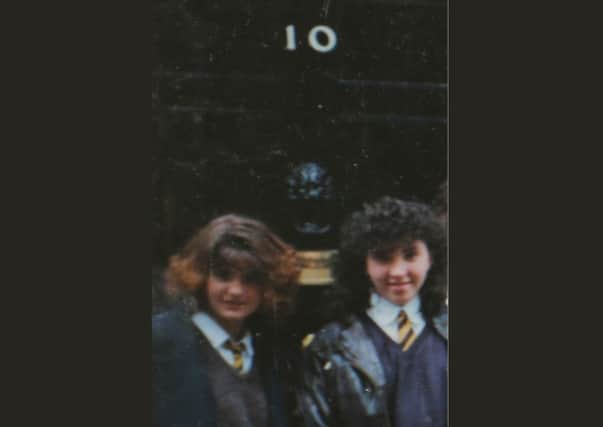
[398,310,417,351]
[224,340,246,373]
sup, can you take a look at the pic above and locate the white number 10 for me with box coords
[285,25,338,53]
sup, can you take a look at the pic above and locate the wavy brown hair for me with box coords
[165,214,300,321]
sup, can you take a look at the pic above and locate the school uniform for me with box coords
[298,293,448,427]
[152,309,289,427]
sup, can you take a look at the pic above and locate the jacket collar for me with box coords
[340,316,387,389]
[337,310,448,388]
[432,311,448,340]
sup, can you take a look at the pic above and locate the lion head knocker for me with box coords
[287,162,335,235]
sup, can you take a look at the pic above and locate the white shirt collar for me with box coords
[366,292,426,340]
[191,311,254,358]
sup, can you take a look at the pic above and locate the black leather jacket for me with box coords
[297,312,448,427]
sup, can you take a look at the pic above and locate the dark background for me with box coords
[8,2,581,426]
[18,2,579,425]
[152,0,447,334]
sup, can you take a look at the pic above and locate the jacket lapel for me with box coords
[340,318,386,389]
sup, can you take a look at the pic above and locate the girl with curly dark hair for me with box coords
[153,214,300,427]
[298,197,448,427]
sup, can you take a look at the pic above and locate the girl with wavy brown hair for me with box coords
[153,214,300,427]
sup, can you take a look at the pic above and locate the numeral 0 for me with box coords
[285,25,338,53]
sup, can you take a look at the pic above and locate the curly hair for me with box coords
[165,214,300,322]
[327,196,447,322]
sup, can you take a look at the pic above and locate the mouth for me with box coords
[388,282,413,290]
[222,300,246,309]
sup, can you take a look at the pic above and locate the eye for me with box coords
[242,271,267,286]
[402,246,417,259]
[212,265,234,281]
[369,249,394,263]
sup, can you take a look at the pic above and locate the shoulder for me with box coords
[302,315,361,356]
[431,309,448,341]
[152,309,189,335]
[152,310,196,355]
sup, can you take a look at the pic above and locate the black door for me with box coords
[152,0,447,333]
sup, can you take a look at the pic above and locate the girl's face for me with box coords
[206,269,263,336]
[365,240,432,306]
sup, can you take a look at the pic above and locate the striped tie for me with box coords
[398,311,417,351]
[224,340,246,373]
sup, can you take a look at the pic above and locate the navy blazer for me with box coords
[152,310,290,427]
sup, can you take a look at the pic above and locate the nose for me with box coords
[388,255,409,277]
[225,278,245,296]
